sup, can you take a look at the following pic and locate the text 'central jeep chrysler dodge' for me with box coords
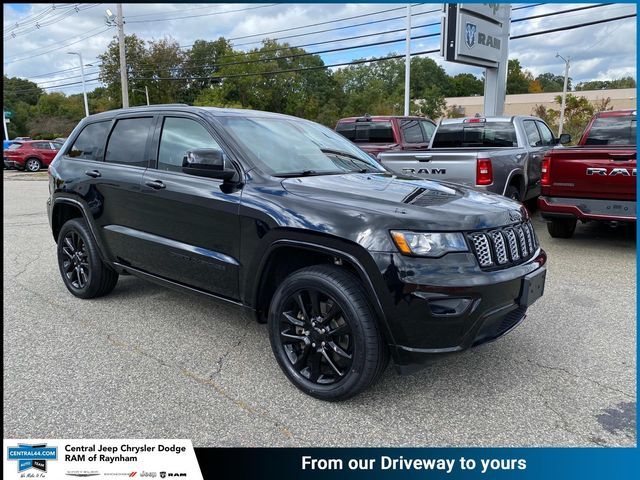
[48,106,547,400]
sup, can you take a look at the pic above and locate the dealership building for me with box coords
[443,88,637,117]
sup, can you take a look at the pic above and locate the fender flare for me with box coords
[253,238,396,346]
[502,168,526,196]
[52,196,112,264]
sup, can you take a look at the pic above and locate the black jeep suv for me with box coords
[48,105,547,401]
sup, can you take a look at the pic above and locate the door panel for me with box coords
[135,115,242,299]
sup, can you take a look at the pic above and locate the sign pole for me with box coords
[483,7,510,116]
[403,4,412,116]
[2,110,9,141]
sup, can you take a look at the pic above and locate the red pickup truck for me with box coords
[538,109,636,238]
[335,115,436,157]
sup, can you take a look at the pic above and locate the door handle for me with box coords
[145,180,166,190]
[415,154,432,162]
[84,169,101,178]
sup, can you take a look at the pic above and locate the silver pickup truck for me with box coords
[379,115,570,201]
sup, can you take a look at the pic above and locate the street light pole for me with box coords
[116,3,129,108]
[556,53,571,136]
[145,85,150,106]
[403,4,411,116]
[68,51,89,117]
[2,110,9,141]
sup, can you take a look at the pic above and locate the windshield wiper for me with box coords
[273,170,344,178]
[319,148,381,173]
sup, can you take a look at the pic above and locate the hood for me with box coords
[281,172,527,231]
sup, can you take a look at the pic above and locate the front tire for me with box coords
[547,218,577,238]
[268,265,388,401]
[57,218,119,298]
[25,158,41,172]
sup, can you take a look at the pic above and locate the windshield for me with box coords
[584,115,636,146]
[218,116,386,176]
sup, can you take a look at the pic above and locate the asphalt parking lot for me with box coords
[3,171,636,447]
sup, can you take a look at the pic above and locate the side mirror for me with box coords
[557,133,572,145]
[182,148,236,180]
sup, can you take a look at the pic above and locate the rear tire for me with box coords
[25,158,41,172]
[268,264,388,401]
[505,185,522,202]
[547,218,577,238]
[57,218,119,298]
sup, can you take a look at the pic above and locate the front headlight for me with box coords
[390,231,468,257]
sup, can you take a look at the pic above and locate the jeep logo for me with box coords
[402,168,447,175]
[586,167,637,176]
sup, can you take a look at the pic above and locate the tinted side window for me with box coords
[421,121,436,143]
[536,121,555,146]
[585,115,637,145]
[158,117,222,172]
[52,142,64,150]
[400,119,425,143]
[523,120,542,147]
[68,121,111,160]
[105,117,153,167]
[34,142,51,150]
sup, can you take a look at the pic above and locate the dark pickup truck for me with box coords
[539,109,636,238]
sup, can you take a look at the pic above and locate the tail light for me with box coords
[541,155,551,187]
[476,158,493,185]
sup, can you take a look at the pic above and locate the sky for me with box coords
[3,3,637,96]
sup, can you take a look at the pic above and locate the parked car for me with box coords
[4,140,64,171]
[54,137,68,144]
[378,115,570,202]
[538,109,636,238]
[13,136,32,141]
[48,106,547,400]
[335,114,436,157]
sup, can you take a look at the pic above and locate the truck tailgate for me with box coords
[379,150,479,185]
[545,147,636,200]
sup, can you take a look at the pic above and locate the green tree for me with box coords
[449,73,483,97]
[532,94,595,141]
[535,72,570,92]
[575,76,636,90]
[3,75,43,137]
[506,59,533,94]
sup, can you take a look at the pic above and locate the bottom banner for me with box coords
[3,439,202,479]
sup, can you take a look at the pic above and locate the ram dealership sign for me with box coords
[441,3,510,68]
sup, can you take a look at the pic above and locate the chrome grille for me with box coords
[468,233,492,267]
[467,220,539,270]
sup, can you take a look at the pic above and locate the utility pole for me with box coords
[116,3,129,108]
[68,52,89,117]
[145,85,150,105]
[2,110,9,141]
[556,53,570,136]
[403,4,411,116]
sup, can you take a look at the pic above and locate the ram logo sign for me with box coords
[465,22,477,48]
[586,167,637,176]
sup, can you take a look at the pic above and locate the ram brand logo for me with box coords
[465,22,477,48]
[586,167,637,176]
[402,168,447,175]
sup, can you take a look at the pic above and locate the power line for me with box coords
[126,4,279,24]
[512,3,613,23]
[5,27,114,63]
[131,14,638,83]
[4,4,101,40]
[125,2,276,19]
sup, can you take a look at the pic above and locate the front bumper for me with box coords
[539,196,636,222]
[368,248,547,373]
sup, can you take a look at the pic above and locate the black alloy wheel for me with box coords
[61,230,90,289]
[269,265,388,401]
[57,218,119,298]
[279,288,353,385]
